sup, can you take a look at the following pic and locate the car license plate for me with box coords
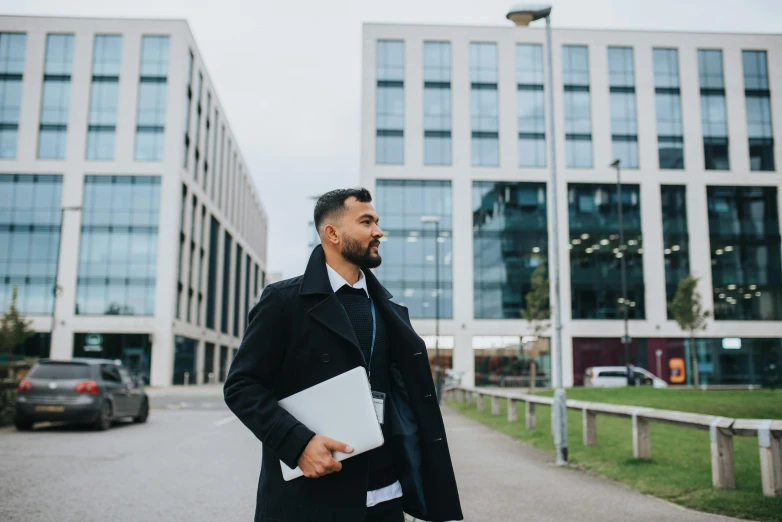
[35,405,65,413]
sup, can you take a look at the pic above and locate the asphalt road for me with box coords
[0,387,749,522]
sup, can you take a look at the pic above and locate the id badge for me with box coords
[371,391,386,425]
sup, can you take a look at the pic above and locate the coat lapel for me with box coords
[300,246,361,352]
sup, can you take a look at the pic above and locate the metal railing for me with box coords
[447,386,782,497]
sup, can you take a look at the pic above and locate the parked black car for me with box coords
[14,358,149,431]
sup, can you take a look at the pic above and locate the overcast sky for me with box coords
[4,0,781,279]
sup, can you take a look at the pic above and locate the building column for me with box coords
[150,327,174,387]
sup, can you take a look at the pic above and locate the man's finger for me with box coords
[322,437,353,453]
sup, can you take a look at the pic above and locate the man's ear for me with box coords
[323,223,340,245]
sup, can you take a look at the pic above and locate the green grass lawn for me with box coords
[447,387,782,522]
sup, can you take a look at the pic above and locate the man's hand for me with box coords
[297,435,354,479]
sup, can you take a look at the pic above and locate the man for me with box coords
[224,188,463,522]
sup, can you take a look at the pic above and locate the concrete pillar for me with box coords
[508,399,518,423]
[583,409,597,446]
[491,396,501,416]
[632,411,651,460]
[710,420,735,490]
[477,393,485,413]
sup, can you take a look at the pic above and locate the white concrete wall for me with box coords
[0,16,269,386]
[361,23,782,387]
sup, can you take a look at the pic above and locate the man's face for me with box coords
[336,197,384,269]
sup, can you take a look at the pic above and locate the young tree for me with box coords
[669,274,711,387]
[0,287,34,356]
[521,264,550,391]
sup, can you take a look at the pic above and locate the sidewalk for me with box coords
[440,406,746,522]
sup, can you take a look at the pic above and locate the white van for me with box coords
[584,366,668,388]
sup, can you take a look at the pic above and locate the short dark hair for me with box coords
[314,188,373,235]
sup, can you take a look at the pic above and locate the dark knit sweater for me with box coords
[335,285,397,492]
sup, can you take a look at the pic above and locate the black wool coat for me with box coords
[224,245,463,522]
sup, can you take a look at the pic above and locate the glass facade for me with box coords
[135,35,169,161]
[470,43,499,167]
[660,185,690,318]
[516,44,545,168]
[473,182,547,319]
[76,176,160,316]
[0,174,62,314]
[423,41,451,166]
[38,34,74,159]
[172,335,197,385]
[569,183,645,319]
[0,33,26,159]
[698,49,729,170]
[742,50,775,172]
[233,243,242,336]
[708,186,781,320]
[86,35,121,160]
[563,45,592,168]
[73,332,152,384]
[193,72,203,180]
[653,48,684,169]
[376,40,404,164]
[608,47,638,169]
[374,180,453,319]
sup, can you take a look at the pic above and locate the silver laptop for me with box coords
[277,366,384,481]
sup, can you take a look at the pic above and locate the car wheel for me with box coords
[14,416,33,431]
[133,398,149,424]
[93,401,112,431]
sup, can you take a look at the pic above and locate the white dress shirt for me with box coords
[325,263,403,508]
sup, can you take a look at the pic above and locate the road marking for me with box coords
[214,415,237,427]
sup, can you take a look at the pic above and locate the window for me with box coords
[423,41,451,166]
[470,43,499,166]
[563,46,592,168]
[76,176,161,316]
[742,51,774,172]
[660,186,689,318]
[376,40,404,164]
[569,183,644,319]
[0,174,63,314]
[233,244,242,336]
[608,47,638,169]
[206,215,219,329]
[183,51,193,168]
[87,35,122,160]
[516,44,545,168]
[135,36,169,161]
[473,182,547,318]
[175,184,186,319]
[708,186,781,320]
[698,50,729,170]
[221,231,232,334]
[653,49,684,169]
[38,34,74,159]
[203,93,212,189]
[193,72,203,180]
[0,33,27,159]
[374,180,453,319]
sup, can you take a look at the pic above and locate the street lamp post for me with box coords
[611,159,630,367]
[507,4,568,465]
[51,206,82,353]
[421,215,442,403]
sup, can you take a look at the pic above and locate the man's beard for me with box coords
[341,233,382,269]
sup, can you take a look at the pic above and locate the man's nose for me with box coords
[373,225,384,238]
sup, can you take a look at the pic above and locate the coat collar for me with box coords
[300,245,392,301]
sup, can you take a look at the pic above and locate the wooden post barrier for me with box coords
[710,417,735,490]
[526,401,536,430]
[583,408,597,446]
[508,398,518,423]
[477,393,485,413]
[632,409,651,460]
[491,396,501,415]
[757,420,782,497]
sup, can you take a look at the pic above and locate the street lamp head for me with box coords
[610,159,621,168]
[420,215,441,224]
[506,4,552,26]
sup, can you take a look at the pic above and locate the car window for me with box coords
[118,368,135,387]
[598,371,626,378]
[101,364,122,383]
[28,363,91,380]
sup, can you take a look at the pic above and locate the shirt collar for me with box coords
[325,263,369,298]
